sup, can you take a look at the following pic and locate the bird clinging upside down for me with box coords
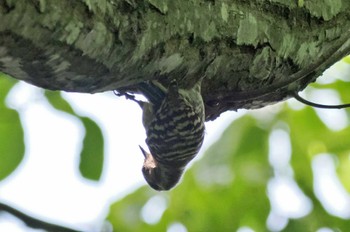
[116,77,205,190]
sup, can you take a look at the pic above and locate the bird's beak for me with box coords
[139,145,157,169]
[139,145,147,158]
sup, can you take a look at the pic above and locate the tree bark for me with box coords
[1,0,350,120]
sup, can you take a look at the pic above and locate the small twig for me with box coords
[0,202,81,232]
[293,91,350,109]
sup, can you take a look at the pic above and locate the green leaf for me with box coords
[0,74,24,181]
[0,73,17,98]
[44,90,105,181]
[44,90,76,115]
[107,187,156,232]
[343,55,350,64]
[79,117,104,181]
[0,109,24,181]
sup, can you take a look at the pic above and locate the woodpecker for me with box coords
[117,78,205,190]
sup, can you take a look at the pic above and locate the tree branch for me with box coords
[1,0,350,119]
[292,91,350,109]
[0,202,81,232]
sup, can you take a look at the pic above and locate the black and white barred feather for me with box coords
[137,79,205,190]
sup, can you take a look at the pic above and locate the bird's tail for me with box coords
[137,81,167,107]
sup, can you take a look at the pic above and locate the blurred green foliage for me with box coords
[45,91,105,181]
[79,116,104,181]
[108,116,272,232]
[0,74,24,181]
[106,104,350,231]
[0,76,105,182]
[1,58,350,231]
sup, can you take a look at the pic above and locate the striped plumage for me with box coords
[138,79,205,191]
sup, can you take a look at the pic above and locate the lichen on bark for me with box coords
[0,0,350,120]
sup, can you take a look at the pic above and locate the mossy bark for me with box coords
[1,0,350,120]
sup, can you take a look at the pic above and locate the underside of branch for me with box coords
[1,0,350,120]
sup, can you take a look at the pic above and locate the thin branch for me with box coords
[293,92,350,109]
[0,202,81,232]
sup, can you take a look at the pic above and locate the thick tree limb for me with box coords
[0,202,81,232]
[1,0,350,120]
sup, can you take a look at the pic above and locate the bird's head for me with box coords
[139,146,182,191]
